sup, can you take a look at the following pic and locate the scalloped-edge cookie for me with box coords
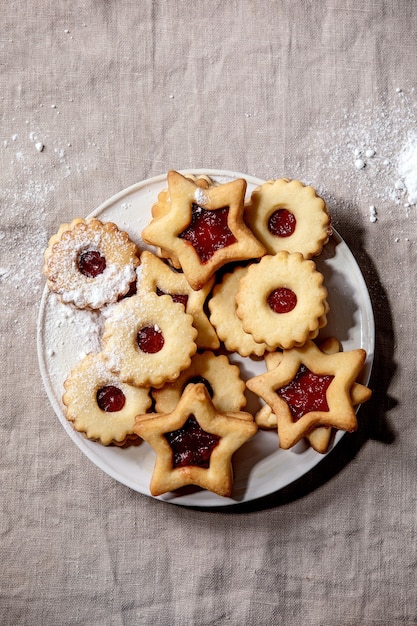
[246,339,369,450]
[101,291,197,388]
[244,178,331,258]
[134,383,257,497]
[63,352,152,445]
[152,350,246,414]
[137,250,219,350]
[256,337,372,453]
[235,251,329,350]
[43,218,139,309]
[141,170,266,290]
[209,265,273,357]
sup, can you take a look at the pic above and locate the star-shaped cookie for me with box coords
[134,383,257,497]
[255,338,372,453]
[137,250,219,350]
[246,339,368,450]
[141,171,266,290]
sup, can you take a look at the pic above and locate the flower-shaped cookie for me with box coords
[209,265,273,357]
[235,251,329,350]
[246,339,368,450]
[63,352,152,445]
[255,338,372,453]
[101,292,197,388]
[137,250,219,350]
[43,218,139,309]
[141,170,266,290]
[152,350,247,414]
[244,178,331,258]
[134,383,257,497]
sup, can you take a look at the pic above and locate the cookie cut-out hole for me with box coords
[179,203,237,264]
[78,250,107,278]
[183,376,214,398]
[276,364,334,421]
[96,385,126,412]
[268,209,296,238]
[137,325,165,353]
[164,414,220,468]
[267,287,297,314]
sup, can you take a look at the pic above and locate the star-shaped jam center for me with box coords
[179,203,237,264]
[164,414,220,468]
[275,364,334,421]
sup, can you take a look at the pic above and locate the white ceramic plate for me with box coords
[37,170,375,507]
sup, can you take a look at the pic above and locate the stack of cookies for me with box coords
[43,170,371,498]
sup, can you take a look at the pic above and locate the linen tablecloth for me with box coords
[1,1,416,624]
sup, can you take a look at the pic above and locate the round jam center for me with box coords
[78,250,106,278]
[267,287,297,313]
[164,415,220,469]
[137,325,165,353]
[268,209,296,237]
[179,203,237,264]
[96,385,126,412]
[276,364,334,421]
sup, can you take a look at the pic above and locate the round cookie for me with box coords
[152,350,246,414]
[63,352,152,445]
[101,291,198,388]
[43,218,139,309]
[244,178,331,258]
[235,251,329,350]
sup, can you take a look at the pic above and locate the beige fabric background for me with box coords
[1,1,415,624]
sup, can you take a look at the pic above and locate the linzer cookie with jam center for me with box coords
[101,291,198,388]
[235,251,329,350]
[255,338,372,453]
[244,178,331,258]
[43,218,139,309]
[246,339,369,450]
[152,350,247,415]
[63,352,152,446]
[141,170,266,290]
[134,383,257,497]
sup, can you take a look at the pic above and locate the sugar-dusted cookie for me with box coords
[137,250,219,350]
[101,291,197,388]
[63,352,152,445]
[43,218,139,309]
[256,338,372,453]
[247,339,369,450]
[141,170,266,290]
[152,350,246,414]
[134,383,257,497]
[209,265,273,357]
[235,251,329,350]
[244,178,331,258]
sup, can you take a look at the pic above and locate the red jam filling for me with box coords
[276,364,334,421]
[137,325,165,353]
[96,385,126,412]
[179,203,237,264]
[267,287,297,313]
[164,414,220,469]
[78,250,106,278]
[268,208,296,237]
[156,287,189,308]
[182,376,214,398]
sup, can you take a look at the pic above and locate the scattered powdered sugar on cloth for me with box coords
[302,88,417,222]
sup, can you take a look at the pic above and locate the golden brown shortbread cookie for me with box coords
[134,383,257,497]
[43,218,139,309]
[141,170,266,290]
